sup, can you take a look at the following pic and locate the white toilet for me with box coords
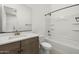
[39,35,52,54]
[40,42,52,54]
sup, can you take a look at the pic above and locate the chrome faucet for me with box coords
[13,26,20,35]
[15,30,20,35]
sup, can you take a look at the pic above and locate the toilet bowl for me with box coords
[40,42,52,54]
[39,35,52,54]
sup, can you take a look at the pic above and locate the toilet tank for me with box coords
[39,35,50,43]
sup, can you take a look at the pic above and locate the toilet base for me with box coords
[40,45,51,54]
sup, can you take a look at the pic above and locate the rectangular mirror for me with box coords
[0,4,32,33]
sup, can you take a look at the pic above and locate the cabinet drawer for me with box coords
[21,36,39,54]
[0,41,20,51]
[21,36,39,47]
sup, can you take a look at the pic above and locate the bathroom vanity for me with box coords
[0,32,39,54]
[0,4,39,54]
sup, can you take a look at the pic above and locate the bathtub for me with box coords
[45,37,79,54]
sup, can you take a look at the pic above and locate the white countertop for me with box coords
[0,32,39,45]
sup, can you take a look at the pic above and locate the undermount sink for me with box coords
[8,35,27,39]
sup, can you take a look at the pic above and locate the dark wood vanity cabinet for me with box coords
[21,37,39,54]
[0,41,20,54]
[0,36,39,54]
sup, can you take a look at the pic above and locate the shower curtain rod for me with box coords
[45,4,79,16]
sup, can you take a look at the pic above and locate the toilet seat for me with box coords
[41,42,52,48]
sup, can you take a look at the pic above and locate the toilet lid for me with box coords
[41,42,52,48]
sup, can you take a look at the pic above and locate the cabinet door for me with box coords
[21,36,39,54]
[0,41,20,54]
